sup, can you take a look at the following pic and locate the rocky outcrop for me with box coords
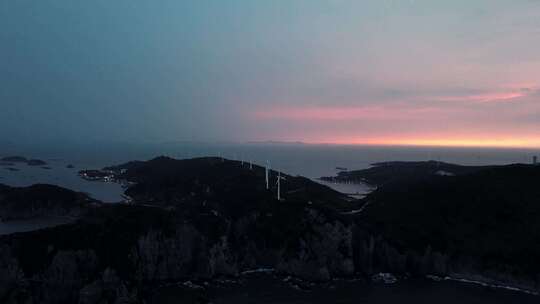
[276,209,354,281]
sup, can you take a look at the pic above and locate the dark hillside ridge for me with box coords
[0,184,97,221]
[107,156,360,214]
[358,163,540,288]
[322,160,509,186]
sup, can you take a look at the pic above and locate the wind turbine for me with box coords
[265,160,270,190]
[276,171,286,201]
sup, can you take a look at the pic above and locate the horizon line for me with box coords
[244,140,540,150]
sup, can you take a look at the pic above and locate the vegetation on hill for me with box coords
[108,156,360,214]
[0,184,96,220]
[359,164,540,280]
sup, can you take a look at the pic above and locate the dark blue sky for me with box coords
[2,1,540,147]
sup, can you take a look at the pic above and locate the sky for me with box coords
[1,0,540,148]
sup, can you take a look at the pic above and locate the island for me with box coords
[0,157,539,303]
[0,156,48,167]
[321,161,500,186]
[27,159,48,166]
[0,156,28,163]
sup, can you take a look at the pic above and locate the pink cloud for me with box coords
[247,84,540,148]
[436,89,534,103]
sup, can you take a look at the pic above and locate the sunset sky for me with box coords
[1,1,540,148]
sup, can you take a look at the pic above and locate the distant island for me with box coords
[0,155,48,166]
[321,161,502,186]
[1,157,539,303]
[27,159,47,166]
[1,156,28,163]
[246,140,307,145]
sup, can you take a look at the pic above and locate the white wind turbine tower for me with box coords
[276,171,286,201]
[265,160,270,190]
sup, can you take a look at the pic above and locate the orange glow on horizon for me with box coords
[300,137,540,149]
[250,89,540,149]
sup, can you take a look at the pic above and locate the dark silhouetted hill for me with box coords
[0,184,96,220]
[322,161,501,186]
